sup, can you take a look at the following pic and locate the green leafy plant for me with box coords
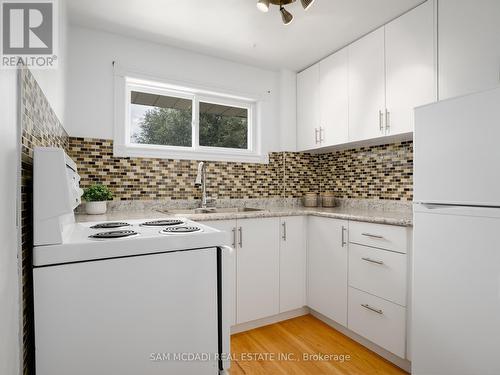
[82,184,113,202]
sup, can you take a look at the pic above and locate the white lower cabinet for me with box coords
[236,217,280,324]
[279,216,306,313]
[349,243,407,306]
[204,216,411,363]
[204,216,306,326]
[348,221,410,359]
[348,287,407,358]
[307,217,348,326]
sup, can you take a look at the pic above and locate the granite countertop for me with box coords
[76,205,413,227]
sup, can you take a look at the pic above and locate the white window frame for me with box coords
[114,72,267,163]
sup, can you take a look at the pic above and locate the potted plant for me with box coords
[82,184,113,215]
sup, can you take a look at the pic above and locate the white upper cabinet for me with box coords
[348,27,386,142]
[385,0,436,136]
[319,48,349,146]
[297,63,320,151]
[296,0,436,149]
[438,0,500,100]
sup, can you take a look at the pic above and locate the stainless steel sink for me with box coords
[157,207,265,214]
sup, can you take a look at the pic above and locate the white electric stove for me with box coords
[32,147,232,375]
[33,216,226,266]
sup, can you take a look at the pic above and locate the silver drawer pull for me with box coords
[361,257,384,265]
[361,232,384,239]
[361,304,383,315]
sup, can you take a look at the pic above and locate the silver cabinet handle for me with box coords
[231,227,236,247]
[282,221,287,241]
[385,109,390,134]
[361,232,384,239]
[379,110,384,132]
[319,127,325,143]
[341,226,347,247]
[361,257,384,265]
[238,227,243,248]
[361,304,383,315]
[314,128,319,144]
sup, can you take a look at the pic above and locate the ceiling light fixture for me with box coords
[256,0,270,13]
[257,0,315,25]
[300,0,315,11]
[280,6,294,25]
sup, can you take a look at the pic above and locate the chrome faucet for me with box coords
[195,161,208,208]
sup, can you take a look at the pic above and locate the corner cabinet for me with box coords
[307,217,348,325]
[297,0,436,150]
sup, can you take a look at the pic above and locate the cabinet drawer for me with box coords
[349,221,408,253]
[348,287,406,358]
[349,244,407,306]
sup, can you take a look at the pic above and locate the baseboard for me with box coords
[310,310,411,373]
[230,307,310,334]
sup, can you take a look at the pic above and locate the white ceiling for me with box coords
[67,0,425,72]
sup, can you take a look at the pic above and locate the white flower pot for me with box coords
[85,201,107,215]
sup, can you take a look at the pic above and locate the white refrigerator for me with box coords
[413,87,500,375]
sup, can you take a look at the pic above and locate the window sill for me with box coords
[113,144,269,164]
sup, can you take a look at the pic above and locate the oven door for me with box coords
[34,247,219,375]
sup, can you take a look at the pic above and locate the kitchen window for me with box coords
[114,75,265,163]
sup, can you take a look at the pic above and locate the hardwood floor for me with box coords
[230,314,408,375]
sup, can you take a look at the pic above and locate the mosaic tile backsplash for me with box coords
[318,141,413,200]
[68,138,413,202]
[20,68,69,374]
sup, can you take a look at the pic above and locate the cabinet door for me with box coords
[279,216,306,313]
[319,48,349,146]
[439,0,500,100]
[236,217,280,324]
[348,27,386,142]
[385,0,436,135]
[202,220,237,326]
[307,217,348,326]
[297,63,320,151]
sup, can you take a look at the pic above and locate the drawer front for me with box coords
[349,244,407,306]
[349,221,408,253]
[348,287,406,358]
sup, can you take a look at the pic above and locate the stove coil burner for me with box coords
[89,230,138,239]
[90,222,131,229]
[161,226,202,234]
[141,219,184,227]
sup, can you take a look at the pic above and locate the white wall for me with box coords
[66,26,285,154]
[0,70,21,375]
[31,0,68,122]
